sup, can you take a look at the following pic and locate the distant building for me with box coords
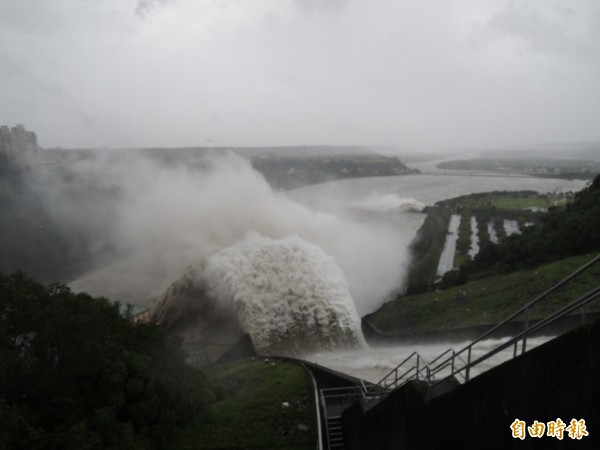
[0,124,38,161]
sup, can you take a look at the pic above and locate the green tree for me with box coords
[0,272,208,450]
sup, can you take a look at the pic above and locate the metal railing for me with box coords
[364,351,432,399]
[435,285,600,384]
[364,253,600,400]
[320,386,365,449]
[320,386,365,410]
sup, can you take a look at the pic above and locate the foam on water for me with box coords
[350,193,425,213]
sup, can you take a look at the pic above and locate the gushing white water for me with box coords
[350,194,424,213]
[204,233,365,355]
[307,335,554,383]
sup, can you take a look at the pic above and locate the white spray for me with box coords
[70,153,409,354]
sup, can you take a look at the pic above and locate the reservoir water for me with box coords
[288,174,585,241]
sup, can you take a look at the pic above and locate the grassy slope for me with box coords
[173,359,317,450]
[446,193,566,210]
[368,253,600,335]
[487,195,566,209]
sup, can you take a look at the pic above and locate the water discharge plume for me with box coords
[350,193,425,213]
[104,153,407,315]
[205,233,366,356]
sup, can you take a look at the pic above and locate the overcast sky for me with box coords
[1,0,599,150]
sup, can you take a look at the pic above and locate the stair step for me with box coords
[326,415,345,449]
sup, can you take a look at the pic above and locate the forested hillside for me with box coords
[0,272,208,449]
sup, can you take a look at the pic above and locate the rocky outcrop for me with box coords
[152,264,243,345]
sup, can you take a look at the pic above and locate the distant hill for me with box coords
[40,145,413,190]
[232,145,376,158]
[480,141,600,161]
[437,156,599,179]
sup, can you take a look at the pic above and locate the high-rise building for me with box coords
[0,124,38,160]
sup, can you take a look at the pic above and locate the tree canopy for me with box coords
[0,272,208,450]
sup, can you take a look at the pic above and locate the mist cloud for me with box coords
[68,153,408,316]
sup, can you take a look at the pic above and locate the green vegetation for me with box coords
[0,272,208,450]
[457,176,600,281]
[174,359,316,450]
[406,189,583,293]
[486,194,566,209]
[0,272,318,449]
[492,216,507,241]
[406,206,451,294]
[251,153,412,189]
[455,212,471,259]
[407,191,555,293]
[368,253,600,334]
[474,213,491,249]
[440,190,570,211]
[439,190,557,233]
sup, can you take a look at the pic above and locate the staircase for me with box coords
[326,416,346,449]
[319,386,363,450]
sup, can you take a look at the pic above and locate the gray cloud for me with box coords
[483,2,600,60]
[135,0,174,16]
[0,0,599,150]
[294,0,351,16]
